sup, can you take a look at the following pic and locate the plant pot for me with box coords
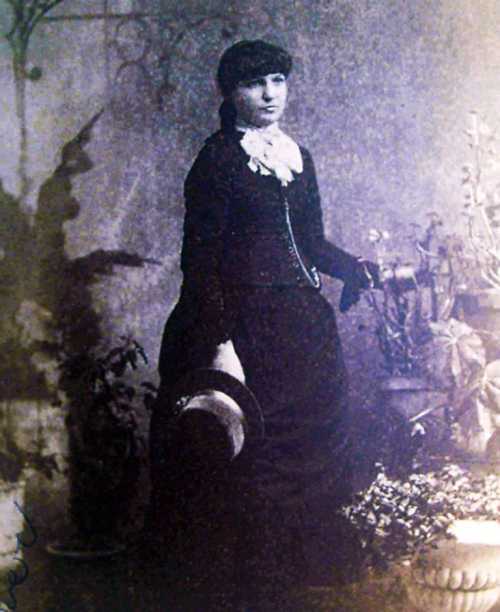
[406,520,500,612]
[46,537,125,560]
[67,428,137,539]
[456,290,500,361]
[379,377,449,421]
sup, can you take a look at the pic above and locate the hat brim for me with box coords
[169,368,264,439]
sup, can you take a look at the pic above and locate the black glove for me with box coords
[339,259,381,313]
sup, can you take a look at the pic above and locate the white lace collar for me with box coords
[235,121,303,187]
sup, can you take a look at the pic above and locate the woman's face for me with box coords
[231,73,288,128]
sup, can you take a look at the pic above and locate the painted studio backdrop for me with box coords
[0,0,499,552]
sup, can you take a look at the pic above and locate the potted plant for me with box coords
[364,216,500,460]
[46,336,156,558]
[366,220,475,426]
[341,462,500,612]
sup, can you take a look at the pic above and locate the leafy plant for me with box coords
[59,335,156,433]
[365,218,467,378]
[449,358,500,458]
[341,463,500,571]
[364,206,500,468]
[57,336,157,540]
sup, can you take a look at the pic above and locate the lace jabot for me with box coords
[235,122,303,187]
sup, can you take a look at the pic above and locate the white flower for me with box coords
[368,228,390,243]
[368,228,382,243]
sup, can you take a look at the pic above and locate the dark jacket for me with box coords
[159,128,374,381]
[182,132,369,300]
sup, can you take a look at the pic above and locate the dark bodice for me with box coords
[220,162,322,288]
[181,130,361,289]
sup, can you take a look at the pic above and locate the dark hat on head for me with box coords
[217,39,293,98]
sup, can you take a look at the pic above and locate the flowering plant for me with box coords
[365,112,500,376]
[341,463,500,570]
[365,219,480,380]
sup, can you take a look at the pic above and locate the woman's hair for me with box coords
[219,99,238,133]
[217,39,293,98]
[217,39,292,131]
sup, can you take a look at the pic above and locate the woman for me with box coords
[149,39,380,589]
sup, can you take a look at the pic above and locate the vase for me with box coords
[379,376,449,421]
[45,427,134,560]
[406,520,500,612]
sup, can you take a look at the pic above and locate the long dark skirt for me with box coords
[150,286,355,589]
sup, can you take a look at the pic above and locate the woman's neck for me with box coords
[235,118,281,134]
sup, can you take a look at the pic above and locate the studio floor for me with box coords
[2,539,500,612]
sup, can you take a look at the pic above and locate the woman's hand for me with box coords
[212,340,246,384]
[339,258,381,312]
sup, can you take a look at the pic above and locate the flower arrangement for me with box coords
[341,463,500,571]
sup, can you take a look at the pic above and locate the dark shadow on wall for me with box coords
[0,180,42,399]
[1,111,160,545]
[34,111,159,360]
[1,110,158,399]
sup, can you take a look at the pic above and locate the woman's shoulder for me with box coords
[185,130,243,192]
[204,129,233,147]
[200,129,312,163]
[203,129,242,155]
[293,143,316,180]
[191,130,242,171]
[297,142,313,164]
